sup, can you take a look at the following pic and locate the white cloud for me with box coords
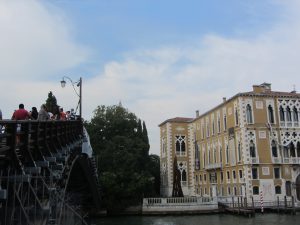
[1,1,300,156]
[0,0,88,120]
[83,1,300,155]
[0,0,88,81]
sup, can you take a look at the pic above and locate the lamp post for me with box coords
[60,76,82,119]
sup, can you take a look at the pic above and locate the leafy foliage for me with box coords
[45,91,59,114]
[85,104,160,211]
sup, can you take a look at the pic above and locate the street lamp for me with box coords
[60,76,82,119]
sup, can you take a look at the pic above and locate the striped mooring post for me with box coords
[260,191,264,214]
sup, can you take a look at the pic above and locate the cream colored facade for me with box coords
[159,83,300,203]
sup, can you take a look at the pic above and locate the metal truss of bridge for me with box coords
[0,120,101,225]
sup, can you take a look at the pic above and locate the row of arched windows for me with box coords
[247,104,299,125]
[270,140,300,158]
[283,141,300,158]
[279,106,299,122]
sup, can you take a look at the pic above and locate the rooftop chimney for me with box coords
[223,97,226,103]
[291,85,296,94]
[253,83,271,93]
[196,110,199,118]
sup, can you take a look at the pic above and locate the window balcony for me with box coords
[280,121,285,127]
[287,122,293,127]
[291,158,300,164]
[251,157,259,164]
[272,157,282,164]
[205,162,222,170]
[239,177,245,183]
[294,122,299,127]
[282,158,300,164]
[176,151,186,157]
[210,178,217,184]
[181,181,187,186]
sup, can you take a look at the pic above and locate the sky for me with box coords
[1,0,300,155]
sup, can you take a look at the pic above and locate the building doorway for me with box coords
[296,175,300,201]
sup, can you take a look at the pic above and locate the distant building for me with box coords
[159,83,300,203]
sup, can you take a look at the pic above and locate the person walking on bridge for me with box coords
[11,103,29,144]
[11,104,29,120]
[37,104,49,121]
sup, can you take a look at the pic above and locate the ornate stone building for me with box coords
[159,83,300,203]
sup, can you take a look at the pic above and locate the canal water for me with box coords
[90,213,300,225]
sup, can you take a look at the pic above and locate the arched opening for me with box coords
[181,169,187,182]
[296,175,300,201]
[235,109,239,125]
[275,186,281,194]
[250,140,256,158]
[286,106,292,122]
[253,186,259,195]
[268,105,274,123]
[176,140,180,153]
[286,181,291,196]
[290,142,296,157]
[293,107,299,122]
[238,142,242,162]
[279,106,285,121]
[271,140,278,157]
[175,135,186,155]
[246,104,253,123]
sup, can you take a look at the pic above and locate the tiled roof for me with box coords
[192,90,300,120]
[239,91,300,98]
[159,117,194,126]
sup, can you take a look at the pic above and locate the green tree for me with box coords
[45,91,59,114]
[85,104,160,211]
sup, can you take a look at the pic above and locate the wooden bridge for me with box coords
[0,120,101,225]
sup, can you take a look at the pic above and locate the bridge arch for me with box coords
[296,174,300,201]
[0,120,101,225]
[64,152,101,210]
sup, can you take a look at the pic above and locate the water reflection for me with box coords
[91,213,300,225]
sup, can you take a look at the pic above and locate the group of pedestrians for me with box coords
[8,103,75,121]
[0,104,76,144]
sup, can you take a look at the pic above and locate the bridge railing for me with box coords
[0,119,83,172]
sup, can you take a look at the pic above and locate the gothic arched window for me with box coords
[226,145,229,164]
[293,107,299,122]
[238,142,242,162]
[175,135,186,156]
[246,104,253,123]
[286,106,292,122]
[271,140,278,157]
[250,140,256,158]
[290,142,296,157]
[181,170,187,182]
[279,106,285,121]
[223,115,227,130]
[268,105,274,123]
[235,109,239,125]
